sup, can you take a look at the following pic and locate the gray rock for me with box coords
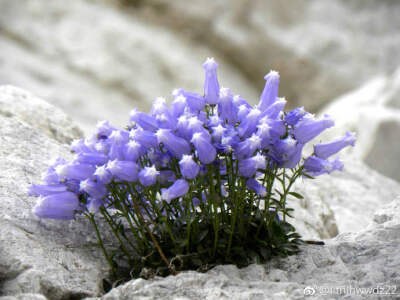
[0,0,258,134]
[94,197,400,300]
[0,294,48,300]
[128,0,400,111]
[291,158,400,238]
[0,86,108,299]
[0,85,82,144]
[321,67,400,182]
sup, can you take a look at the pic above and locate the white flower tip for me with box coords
[55,164,67,177]
[219,87,230,99]
[172,88,182,97]
[191,132,202,142]
[96,120,109,128]
[129,108,138,117]
[203,57,218,69]
[80,179,89,191]
[180,154,193,164]
[264,70,280,80]
[174,95,186,103]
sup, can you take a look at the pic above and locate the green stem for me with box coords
[85,212,116,274]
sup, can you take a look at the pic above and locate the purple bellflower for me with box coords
[161,179,190,203]
[314,132,356,159]
[203,57,220,105]
[107,160,139,182]
[156,129,191,159]
[191,132,217,164]
[139,165,160,186]
[258,70,280,111]
[303,156,344,176]
[179,154,200,179]
[294,114,334,144]
[32,191,79,220]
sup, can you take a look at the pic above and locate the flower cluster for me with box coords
[29,58,355,278]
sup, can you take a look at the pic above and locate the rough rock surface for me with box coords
[291,157,400,238]
[0,86,109,299]
[321,67,400,182]
[128,0,400,111]
[0,0,258,134]
[0,86,82,144]
[2,0,400,134]
[89,197,400,300]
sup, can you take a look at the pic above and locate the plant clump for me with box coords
[29,58,355,281]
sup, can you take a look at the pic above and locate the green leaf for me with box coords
[288,192,304,199]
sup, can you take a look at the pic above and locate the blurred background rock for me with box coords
[1,0,400,181]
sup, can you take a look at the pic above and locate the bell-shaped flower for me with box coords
[156,112,176,130]
[176,114,191,140]
[187,116,204,134]
[55,163,95,181]
[260,97,286,120]
[138,165,160,186]
[129,128,158,149]
[236,134,262,158]
[314,132,356,159]
[129,109,158,132]
[211,124,227,143]
[80,179,108,199]
[246,178,267,196]
[70,138,91,153]
[218,87,238,124]
[294,114,334,144]
[150,97,169,116]
[95,120,117,139]
[257,117,286,145]
[191,132,217,164]
[32,191,79,220]
[220,134,240,154]
[173,88,205,112]
[282,143,304,169]
[179,155,200,179]
[29,183,68,197]
[237,104,250,122]
[182,90,205,112]
[203,57,220,105]
[170,94,187,117]
[94,165,113,184]
[273,136,298,159]
[87,197,104,214]
[258,70,280,111]
[233,94,251,109]
[124,140,145,162]
[303,156,343,176]
[285,107,306,126]
[76,152,108,166]
[239,153,266,177]
[161,179,189,203]
[238,107,262,138]
[155,129,191,159]
[106,160,139,182]
[107,131,129,161]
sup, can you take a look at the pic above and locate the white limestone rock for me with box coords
[321,67,400,182]
[129,0,400,111]
[0,0,258,134]
[0,86,108,299]
[291,158,400,238]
